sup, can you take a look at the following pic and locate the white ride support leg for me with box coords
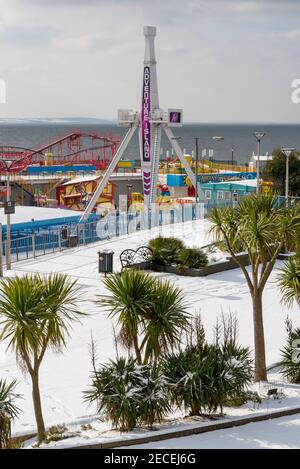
[164,126,206,202]
[149,125,162,205]
[79,124,138,222]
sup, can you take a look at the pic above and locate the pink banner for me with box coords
[141,66,151,196]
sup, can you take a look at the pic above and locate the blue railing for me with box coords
[3,204,205,266]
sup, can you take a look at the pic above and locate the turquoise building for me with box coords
[200,180,256,207]
[166,173,256,207]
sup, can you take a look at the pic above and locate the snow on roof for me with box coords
[0,206,82,225]
[229,179,257,187]
[62,175,100,186]
[205,179,257,187]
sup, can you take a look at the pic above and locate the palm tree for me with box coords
[141,279,190,363]
[0,379,20,449]
[209,193,300,381]
[0,273,82,444]
[96,270,157,364]
[96,270,189,364]
[278,257,300,307]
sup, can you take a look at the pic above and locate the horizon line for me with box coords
[0,117,300,126]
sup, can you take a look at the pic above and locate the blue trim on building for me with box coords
[24,164,97,174]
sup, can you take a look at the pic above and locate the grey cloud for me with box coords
[0,25,55,46]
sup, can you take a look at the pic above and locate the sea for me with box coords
[0,122,300,165]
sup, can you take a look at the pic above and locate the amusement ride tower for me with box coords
[79,26,205,221]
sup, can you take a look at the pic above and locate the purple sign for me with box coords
[141,66,151,196]
[169,111,181,124]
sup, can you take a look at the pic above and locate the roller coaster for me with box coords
[0,131,120,173]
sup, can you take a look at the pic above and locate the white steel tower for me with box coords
[79,26,205,222]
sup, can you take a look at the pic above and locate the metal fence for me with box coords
[1,203,205,267]
[3,194,298,268]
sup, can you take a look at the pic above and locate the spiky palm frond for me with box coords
[209,193,300,260]
[95,270,157,350]
[84,357,141,431]
[278,327,300,383]
[0,379,21,449]
[0,276,50,357]
[35,273,84,349]
[141,280,190,363]
[84,357,170,430]
[278,258,300,308]
[0,274,83,359]
[0,379,21,419]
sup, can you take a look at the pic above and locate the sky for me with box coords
[0,0,300,123]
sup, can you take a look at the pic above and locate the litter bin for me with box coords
[67,234,78,248]
[61,225,68,240]
[98,250,114,275]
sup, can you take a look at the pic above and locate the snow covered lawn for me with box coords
[1,219,300,439]
[22,371,300,449]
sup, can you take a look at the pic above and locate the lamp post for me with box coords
[194,136,224,203]
[281,147,295,208]
[254,131,266,193]
[195,137,199,203]
[0,158,17,270]
[0,154,27,269]
[231,147,234,166]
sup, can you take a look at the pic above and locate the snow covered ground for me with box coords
[1,218,300,440]
[0,205,81,225]
[22,372,300,449]
[130,414,300,449]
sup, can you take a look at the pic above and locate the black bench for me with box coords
[120,246,152,270]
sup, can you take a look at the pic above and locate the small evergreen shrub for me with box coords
[176,247,208,270]
[163,345,234,415]
[0,379,20,450]
[84,357,140,431]
[148,237,208,271]
[137,364,171,428]
[163,314,253,416]
[84,357,171,431]
[218,315,253,401]
[148,236,184,265]
[85,315,253,428]
[279,327,300,383]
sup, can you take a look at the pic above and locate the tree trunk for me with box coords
[30,370,46,444]
[133,335,142,365]
[252,291,267,382]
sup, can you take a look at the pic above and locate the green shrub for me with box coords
[137,364,171,428]
[148,236,184,265]
[163,315,253,416]
[0,379,20,449]
[279,327,300,383]
[176,247,208,270]
[84,357,140,431]
[163,345,233,415]
[84,357,171,431]
[221,344,253,401]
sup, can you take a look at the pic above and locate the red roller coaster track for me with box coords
[0,131,121,173]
